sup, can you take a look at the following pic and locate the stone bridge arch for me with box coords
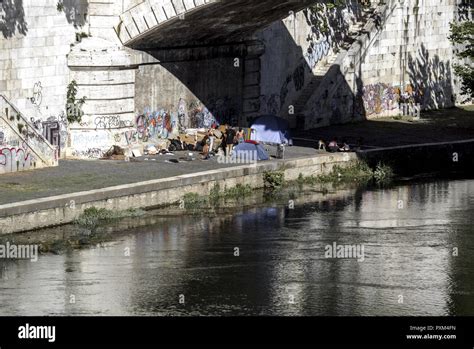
[116,0,319,50]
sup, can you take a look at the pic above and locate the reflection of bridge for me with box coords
[117,0,319,49]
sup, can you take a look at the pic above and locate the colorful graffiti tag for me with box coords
[0,147,35,173]
[362,83,401,116]
[135,107,181,142]
[135,98,233,142]
[305,38,332,69]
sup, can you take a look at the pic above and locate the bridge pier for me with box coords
[135,40,265,128]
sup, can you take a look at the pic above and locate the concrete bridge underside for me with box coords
[118,0,318,50]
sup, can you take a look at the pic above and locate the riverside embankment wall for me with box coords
[0,152,357,235]
[1,0,466,161]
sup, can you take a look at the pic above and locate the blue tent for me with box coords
[250,115,293,145]
[233,142,270,161]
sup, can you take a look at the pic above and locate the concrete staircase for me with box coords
[292,75,325,128]
[295,1,399,129]
[0,95,58,174]
[292,9,373,127]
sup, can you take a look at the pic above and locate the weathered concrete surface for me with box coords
[0,151,357,235]
[135,56,244,126]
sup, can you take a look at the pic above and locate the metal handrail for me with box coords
[0,114,52,165]
[0,94,56,152]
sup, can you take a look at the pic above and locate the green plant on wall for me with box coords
[57,1,64,12]
[449,21,474,101]
[66,80,86,124]
[263,171,285,190]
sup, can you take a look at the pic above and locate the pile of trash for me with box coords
[100,126,234,161]
[101,146,127,160]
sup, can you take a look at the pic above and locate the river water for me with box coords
[1,179,473,316]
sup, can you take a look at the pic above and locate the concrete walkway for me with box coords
[0,150,356,234]
[0,146,317,205]
[295,106,474,148]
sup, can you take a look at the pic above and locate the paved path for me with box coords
[295,107,474,148]
[2,107,472,206]
[0,146,317,205]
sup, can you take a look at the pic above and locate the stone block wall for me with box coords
[67,37,138,158]
[0,0,468,160]
[300,0,463,129]
[358,0,460,118]
[0,0,88,156]
[0,0,88,119]
[88,0,143,44]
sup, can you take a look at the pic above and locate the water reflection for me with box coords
[0,180,473,316]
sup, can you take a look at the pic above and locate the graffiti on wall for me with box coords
[188,101,218,129]
[280,75,292,108]
[69,96,239,156]
[136,107,178,142]
[135,97,237,141]
[0,123,19,147]
[94,115,133,130]
[206,97,238,126]
[95,116,120,130]
[70,130,109,158]
[31,112,68,152]
[305,38,331,69]
[177,98,189,129]
[362,83,424,117]
[0,147,35,173]
[399,84,424,105]
[71,148,103,159]
[276,61,309,110]
[362,83,401,116]
[124,129,139,145]
[30,82,43,107]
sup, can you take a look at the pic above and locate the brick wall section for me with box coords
[0,0,87,120]
[359,0,459,115]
